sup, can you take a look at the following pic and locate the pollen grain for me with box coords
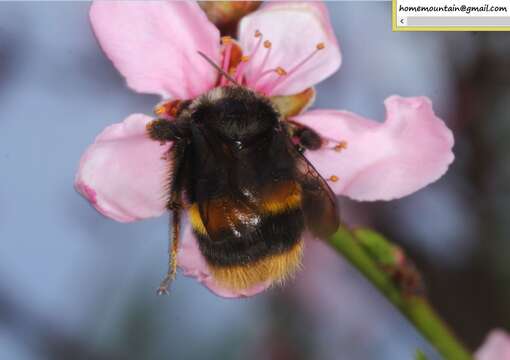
[334,140,348,152]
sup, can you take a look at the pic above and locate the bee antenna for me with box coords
[197,51,239,86]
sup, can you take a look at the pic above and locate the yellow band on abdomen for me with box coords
[260,181,301,214]
[188,203,207,236]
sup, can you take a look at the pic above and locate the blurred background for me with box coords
[0,1,509,359]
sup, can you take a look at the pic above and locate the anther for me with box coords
[254,30,262,37]
[153,99,181,118]
[241,55,250,62]
[221,36,233,45]
[154,106,165,116]
[275,67,287,76]
[328,175,339,182]
[316,42,325,50]
[334,141,348,152]
[263,40,272,48]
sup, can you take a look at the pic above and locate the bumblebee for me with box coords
[147,82,339,294]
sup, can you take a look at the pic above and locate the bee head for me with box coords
[191,86,280,144]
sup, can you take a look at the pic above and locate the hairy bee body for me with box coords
[148,86,339,291]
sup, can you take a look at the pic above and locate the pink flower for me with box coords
[76,1,454,298]
[476,330,510,360]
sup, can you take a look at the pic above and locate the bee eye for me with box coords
[233,140,243,150]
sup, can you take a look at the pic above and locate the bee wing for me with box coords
[286,137,340,239]
[197,189,263,243]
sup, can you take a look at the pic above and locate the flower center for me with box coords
[221,30,326,96]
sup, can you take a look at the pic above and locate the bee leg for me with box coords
[284,120,323,151]
[294,127,323,150]
[157,140,188,295]
[157,206,181,296]
[146,119,186,143]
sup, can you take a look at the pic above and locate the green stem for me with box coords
[328,225,473,360]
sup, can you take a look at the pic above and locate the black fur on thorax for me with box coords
[189,86,280,145]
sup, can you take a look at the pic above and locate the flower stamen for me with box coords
[235,55,250,82]
[252,66,287,88]
[253,40,272,78]
[220,36,234,86]
[328,175,339,182]
[275,67,287,76]
[233,30,266,86]
[263,42,326,95]
[251,30,263,56]
[246,34,274,82]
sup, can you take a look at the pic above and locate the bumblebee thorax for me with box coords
[189,86,280,143]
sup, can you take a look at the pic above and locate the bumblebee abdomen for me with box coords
[187,183,305,291]
[209,239,304,292]
[190,206,304,265]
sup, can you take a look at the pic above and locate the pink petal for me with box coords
[90,1,220,99]
[177,224,271,298]
[476,330,510,360]
[292,96,454,201]
[238,1,341,96]
[75,114,170,222]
